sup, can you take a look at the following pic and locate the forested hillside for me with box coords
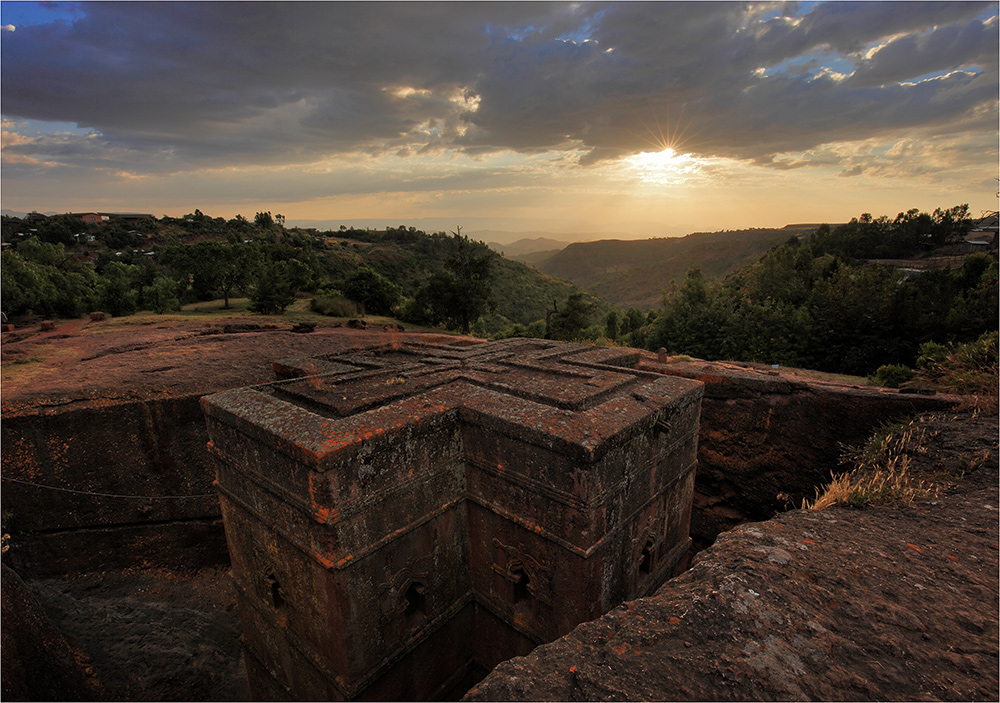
[642,206,998,377]
[533,228,802,311]
[0,212,606,338]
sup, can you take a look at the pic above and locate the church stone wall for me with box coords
[203,338,703,700]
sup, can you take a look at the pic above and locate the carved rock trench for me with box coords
[0,326,973,700]
[467,411,999,701]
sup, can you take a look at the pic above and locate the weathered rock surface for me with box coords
[1,564,103,701]
[3,319,993,701]
[2,319,957,576]
[640,356,958,549]
[15,566,248,702]
[466,411,999,702]
[204,339,702,700]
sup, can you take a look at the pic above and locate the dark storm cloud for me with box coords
[2,1,996,173]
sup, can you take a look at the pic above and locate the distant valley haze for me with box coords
[1,2,996,236]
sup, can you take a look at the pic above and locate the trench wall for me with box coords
[638,360,958,549]
[1,394,227,577]
[0,363,957,579]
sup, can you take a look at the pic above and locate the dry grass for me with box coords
[804,419,941,510]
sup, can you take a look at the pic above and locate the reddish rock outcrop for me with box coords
[1,321,992,702]
[466,411,999,701]
[0,323,470,577]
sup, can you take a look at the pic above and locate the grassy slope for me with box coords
[534,229,795,311]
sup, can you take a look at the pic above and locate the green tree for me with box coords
[53,269,99,317]
[401,273,449,327]
[284,258,316,293]
[35,214,82,246]
[945,255,1000,341]
[249,260,296,314]
[343,266,402,316]
[17,237,69,268]
[397,232,496,333]
[605,310,620,340]
[548,293,595,341]
[649,268,734,360]
[98,221,143,250]
[97,261,140,316]
[806,264,909,374]
[142,276,181,314]
[1,241,99,317]
[254,211,275,231]
[1,250,47,316]
[162,241,257,307]
[621,307,645,336]
[441,233,494,334]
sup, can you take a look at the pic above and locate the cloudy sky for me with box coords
[1,1,997,237]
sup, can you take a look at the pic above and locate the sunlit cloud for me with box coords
[1,124,35,148]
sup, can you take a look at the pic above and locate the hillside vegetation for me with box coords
[533,227,808,310]
[643,205,998,378]
[0,212,605,338]
[4,206,994,384]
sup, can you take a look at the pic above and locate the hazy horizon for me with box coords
[2,2,997,240]
[0,207,823,244]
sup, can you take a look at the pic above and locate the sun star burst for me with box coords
[625,148,704,186]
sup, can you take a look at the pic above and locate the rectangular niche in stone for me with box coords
[202,338,703,701]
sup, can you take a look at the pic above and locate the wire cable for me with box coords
[0,476,216,500]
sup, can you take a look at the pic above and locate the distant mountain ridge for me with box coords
[487,237,571,256]
[534,227,810,311]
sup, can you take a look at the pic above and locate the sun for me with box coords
[625,147,704,185]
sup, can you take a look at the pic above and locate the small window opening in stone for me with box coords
[266,572,285,609]
[404,581,427,624]
[639,539,655,576]
[511,567,531,604]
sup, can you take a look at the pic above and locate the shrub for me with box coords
[491,319,546,340]
[914,331,998,407]
[916,341,949,370]
[310,295,358,317]
[867,363,914,388]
